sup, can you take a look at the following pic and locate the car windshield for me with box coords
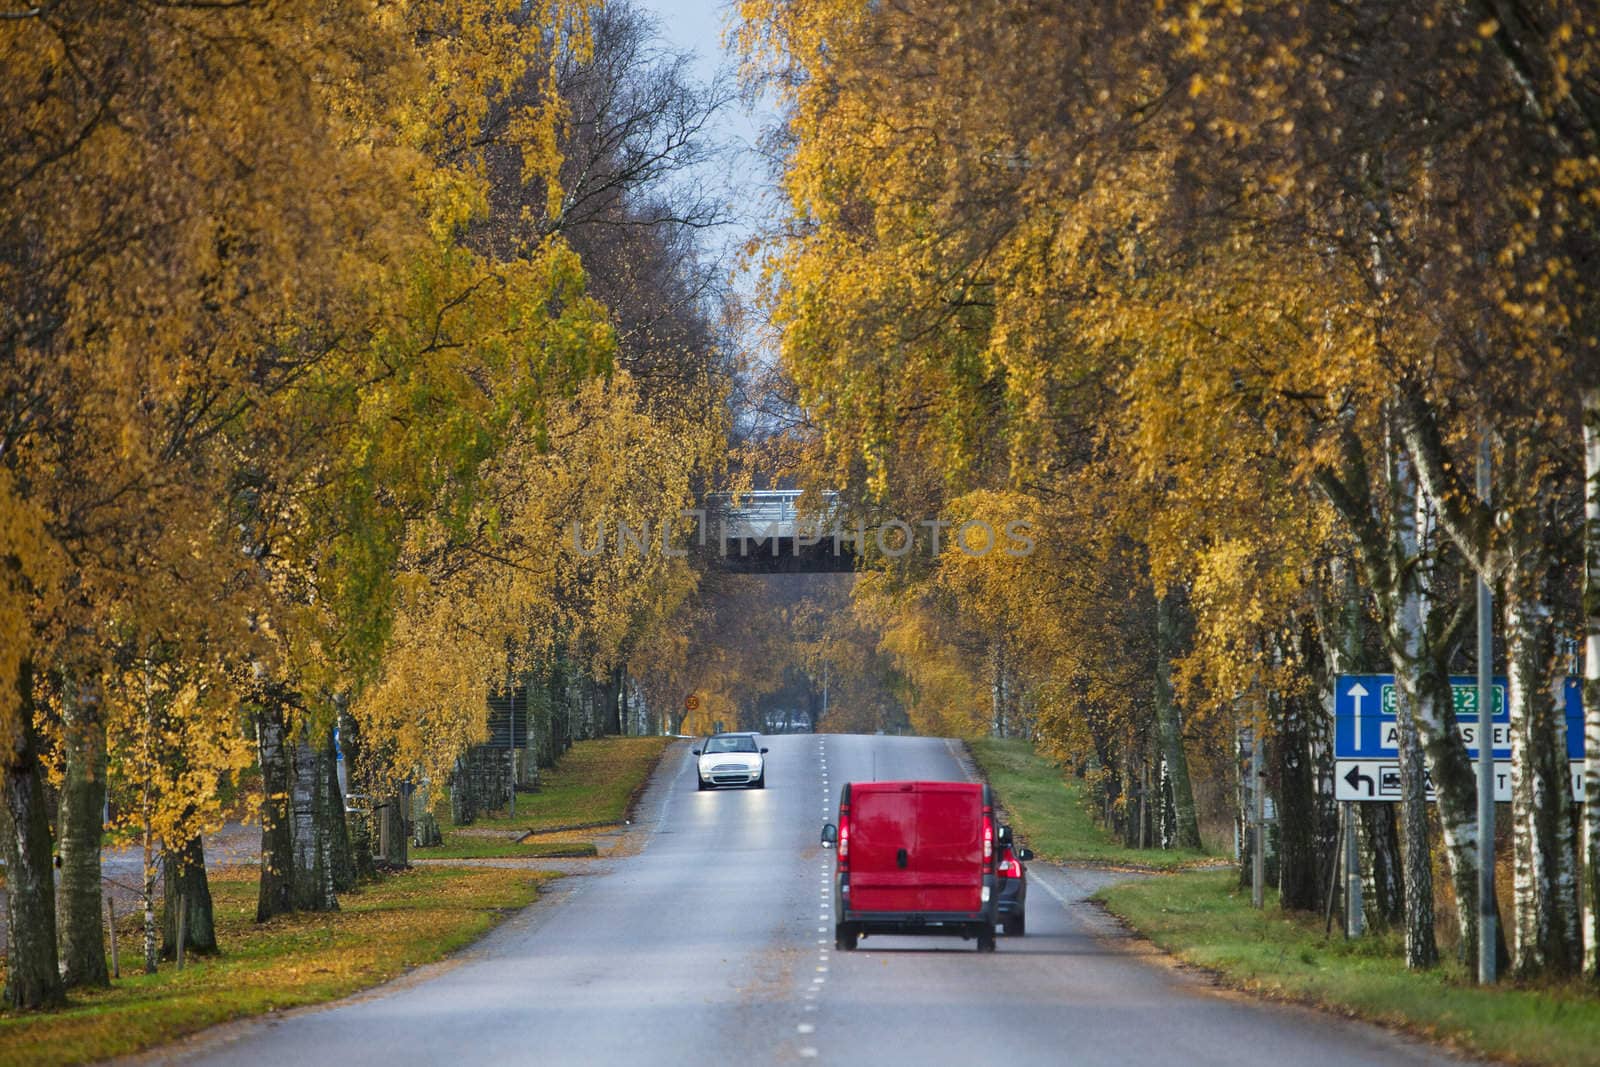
[704,735,758,754]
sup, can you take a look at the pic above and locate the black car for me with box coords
[996,828,1033,936]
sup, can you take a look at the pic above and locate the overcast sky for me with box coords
[638,0,729,77]
[633,0,782,364]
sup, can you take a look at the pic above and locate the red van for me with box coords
[820,780,1000,952]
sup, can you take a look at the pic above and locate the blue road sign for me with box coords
[1334,674,1584,761]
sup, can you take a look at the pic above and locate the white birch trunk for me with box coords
[1504,434,1582,978]
[289,724,337,912]
[1319,557,1382,930]
[255,702,294,921]
[1158,756,1173,851]
[1392,407,1502,971]
[1155,591,1201,849]
[139,679,158,975]
[990,638,1006,738]
[1386,448,1438,967]
[1506,586,1550,973]
[1504,587,1582,976]
[1583,384,1600,979]
[1413,470,1484,965]
[141,818,157,975]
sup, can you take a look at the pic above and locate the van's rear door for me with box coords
[847,781,983,915]
[848,783,921,912]
[908,783,983,912]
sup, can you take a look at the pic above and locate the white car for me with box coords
[694,733,768,790]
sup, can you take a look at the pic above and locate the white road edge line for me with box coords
[1025,866,1073,908]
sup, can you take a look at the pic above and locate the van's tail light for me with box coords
[999,854,1019,877]
[838,812,850,869]
[983,815,994,863]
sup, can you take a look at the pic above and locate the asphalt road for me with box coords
[156,733,1470,1066]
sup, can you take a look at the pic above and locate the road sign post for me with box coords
[1344,801,1362,938]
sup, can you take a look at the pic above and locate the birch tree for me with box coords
[2,0,414,1003]
[1583,387,1600,979]
[1403,406,1583,976]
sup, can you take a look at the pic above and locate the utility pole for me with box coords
[1476,435,1497,985]
[821,661,829,726]
[1252,727,1265,909]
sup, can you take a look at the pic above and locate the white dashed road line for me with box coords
[797,740,832,1059]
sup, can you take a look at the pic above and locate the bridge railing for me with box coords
[705,490,840,540]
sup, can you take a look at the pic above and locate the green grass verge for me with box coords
[0,866,550,1067]
[445,735,672,834]
[967,737,1209,869]
[1097,870,1600,1067]
[0,735,672,1063]
[416,833,599,860]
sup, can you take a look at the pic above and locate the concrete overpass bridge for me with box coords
[704,489,854,573]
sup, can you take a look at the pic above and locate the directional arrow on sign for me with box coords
[1338,758,1585,803]
[1344,763,1375,797]
[1348,682,1369,752]
[1337,673,1583,761]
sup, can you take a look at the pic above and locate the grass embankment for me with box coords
[418,735,672,859]
[0,866,550,1067]
[966,737,1210,869]
[966,737,1599,1065]
[1097,872,1600,1067]
[420,836,600,861]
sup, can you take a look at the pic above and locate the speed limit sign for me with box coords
[685,693,700,711]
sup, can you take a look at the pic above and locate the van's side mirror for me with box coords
[1017,847,1034,862]
[760,747,769,754]
[996,825,1013,846]
[691,749,701,756]
[821,823,838,848]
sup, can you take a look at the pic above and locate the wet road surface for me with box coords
[152,733,1472,1066]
